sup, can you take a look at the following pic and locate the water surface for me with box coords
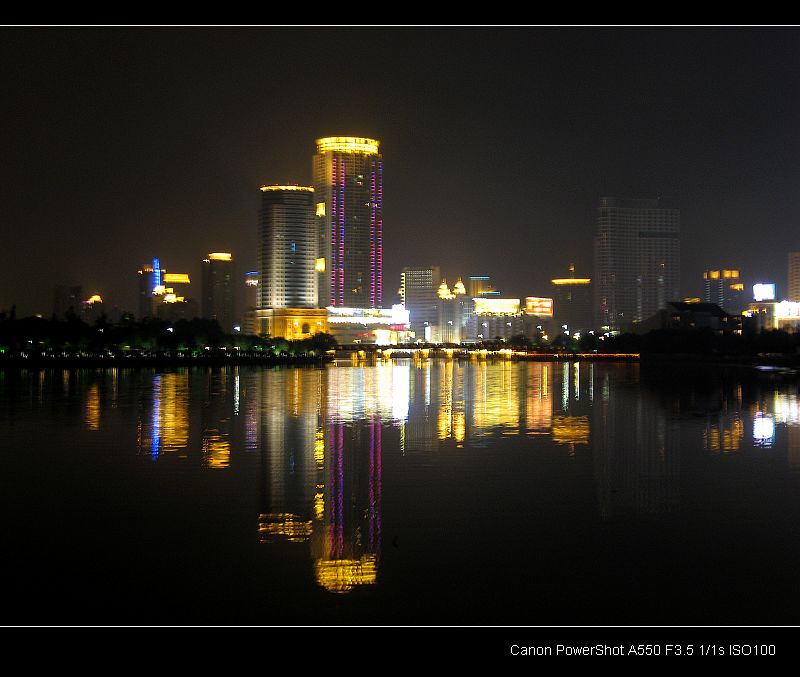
[2,360,799,625]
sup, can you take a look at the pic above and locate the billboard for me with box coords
[753,283,776,301]
[473,298,521,315]
[524,297,554,317]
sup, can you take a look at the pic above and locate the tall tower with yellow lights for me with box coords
[312,136,383,309]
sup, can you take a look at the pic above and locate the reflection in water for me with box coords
[53,360,800,595]
[593,367,680,519]
[202,368,232,469]
[256,367,381,593]
[84,382,100,431]
[143,372,189,457]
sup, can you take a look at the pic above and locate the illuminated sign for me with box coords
[473,298,521,315]
[315,137,380,155]
[207,252,232,261]
[775,300,800,319]
[753,412,775,447]
[753,283,776,301]
[551,278,591,285]
[163,273,191,285]
[525,297,554,316]
[327,304,409,327]
[152,257,162,291]
[259,185,314,192]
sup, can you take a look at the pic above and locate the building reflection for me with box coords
[201,367,232,469]
[592,364,680,519]
[257,366,382,594]
[258,368,319,544]
[84,382,100,431]
[137,371,190,459]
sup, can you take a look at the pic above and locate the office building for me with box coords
[255,185,326,340]
[467,276,500,298]
[242,271,259,334]
[551,264,593,333]
[594,197,680,331]
[400,266,440,341]
[437,278,471,343]
[789,252,800,302]
[137,258,164,319]
[202,252,235,331]
[313,136,383,308]
[703,269,745,314]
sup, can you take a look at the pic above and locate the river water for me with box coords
[1,360,799,625]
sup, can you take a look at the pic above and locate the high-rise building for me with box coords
[703,269,745,314]
[789,252,800,302]
[551,264,593,333]
[242,271,259,334]
[258,186,318,309]
[594,197,680,331]
[467,276,500,298]
[255,185,327,340]
[312,136,383,309]
[202,252,235,331]
[437,278,471,343]
[400,266,440,341]
[137,258,164,319]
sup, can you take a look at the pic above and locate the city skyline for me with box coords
[2,27,800,316]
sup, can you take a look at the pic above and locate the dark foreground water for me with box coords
[1,360,799,626]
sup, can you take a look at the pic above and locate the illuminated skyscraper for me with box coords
[258,186,318,309]
[703,269,745,314]
[789,252,800,302]
[313,136,383,308]
[256,185,327,339]
[137,258,164,319]
[594,197,680,331]
[201,252,235,331]
[400,266,440,341]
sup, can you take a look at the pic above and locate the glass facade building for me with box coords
[594,197,680,331]
[400,265,440,341]
[258,186,318,309]
[313,137,383,309]
[789,252,800,302]
[201,253,235,331]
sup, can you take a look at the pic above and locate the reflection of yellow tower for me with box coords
[311,412,381,593]
[201,368,232,469]
[140,372,190,457]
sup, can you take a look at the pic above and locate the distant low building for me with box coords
[472,297,524,341]
[637,301,741,334]
[743,300,800,333]
[325,305,410,345]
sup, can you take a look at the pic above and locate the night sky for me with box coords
[2,26,800,316]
